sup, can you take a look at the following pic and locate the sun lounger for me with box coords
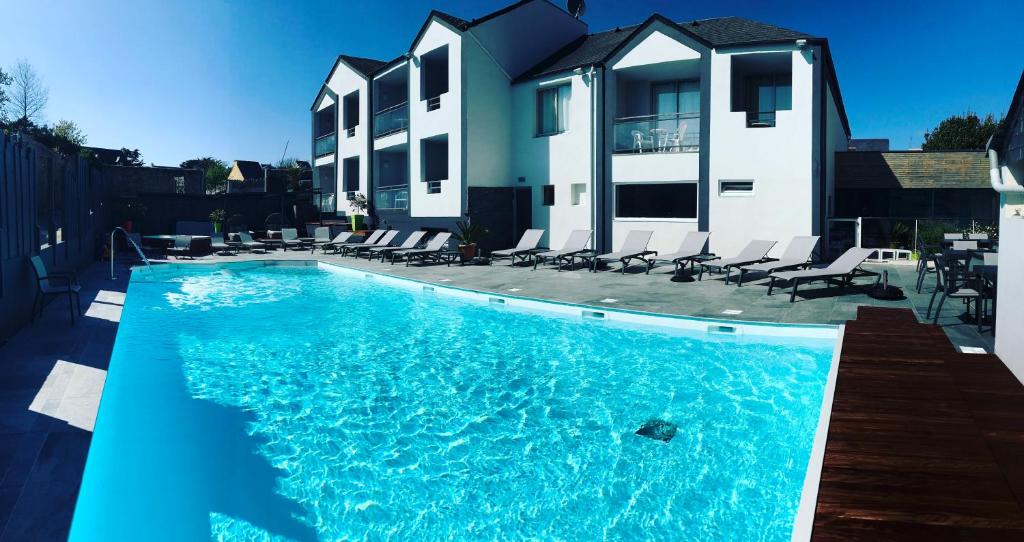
[236,232,266,253]
[329,230,384,254]
[532,230,592,271]
[736,235,819,286]
[165,235,193,259]
[280,228,305,251]
[371,231,427,262]
[644,231,710,275]
[346,230,401,258]
[491,229,546,266]
[393,232,453,266]
[211,234,234,255]
[589,230,655,274]
[320,232,354,253]
[768,247,880,302]
[697,240,777,284]
[306,227,331,253]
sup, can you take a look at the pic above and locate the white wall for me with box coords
[824,82,849,255]
[708,46,816,258]
[409,20,462,218]
[326,61,370,216]
[995,159,1024,383]
[463,36,511,188]
[511,72,595,249]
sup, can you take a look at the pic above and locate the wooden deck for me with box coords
[812,306,1024,540]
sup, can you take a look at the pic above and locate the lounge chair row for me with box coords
[314,229,456,266]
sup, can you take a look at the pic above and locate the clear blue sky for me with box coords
[1,0,1021,166]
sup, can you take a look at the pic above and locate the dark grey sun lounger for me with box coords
[736,235,819,286]
[697,240,777,285]
[280,228,305,251]
[320,232,354,253]
[590,230,655,274]
[370,231,427,262]
[394,232,453,266]
[346,230,400,258]
[237,232,266,253]
[645,231,710,275]
[491,229,545,266]
[329,230,384,254]
[768,247,879,302]
[532,229,592,271]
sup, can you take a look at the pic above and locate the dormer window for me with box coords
[731,53,792,128]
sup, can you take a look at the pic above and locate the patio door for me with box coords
[513,187,532,246]
[651,81,699,148]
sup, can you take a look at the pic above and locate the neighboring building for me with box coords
[310,0,851,255]
[847,138,889,151]
[104,165,204,196]
[835,150,997,223]
[988,69,1024,383]
[227,160,268,193]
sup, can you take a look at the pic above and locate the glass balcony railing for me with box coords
[374,102,409,138]
[375,186,409,211]
[613,113,700,154]
[314,133,336,157]
[318,192,336,213]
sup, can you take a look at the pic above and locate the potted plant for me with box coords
[209,208,227,233]
[453,219,488,261]
[349,193,368,232]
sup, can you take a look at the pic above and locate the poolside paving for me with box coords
[0,249,1000,540]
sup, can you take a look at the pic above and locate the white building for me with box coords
[310,0,850,256]
[988,70,1024,383]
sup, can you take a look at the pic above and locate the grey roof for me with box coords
[228,160,265,181]
[338,55,387,77]
[518,16,816,81]
[836,151,991,190]
[433,10,472,31]
[991,69,1024,153]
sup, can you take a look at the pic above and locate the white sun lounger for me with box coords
[346,230,401,257]
[768,247,880,302]
[736,235,820,286]
[330,230,384,254]
[370,231,427,262]
[319,232,353,253]
[697,240,777,285]
[590,230,655,274]
[645,231,710,275]
[491,229,546,266]
[532,229,592,271]
[393,232,453,266]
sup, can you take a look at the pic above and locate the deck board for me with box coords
[811,307,1024,540]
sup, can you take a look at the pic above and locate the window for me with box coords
[422,136,448,183]
[343,91,359,136]
[536,84,571,136]
[718,180,754,196]
[571,183,586,206]
[342,157,359,192]
[174,176,186,194]
[427,181,442,194]
[730,53,792,127]
[542,185,555,206]
[315,164,336,212]
[315,103,336,138]
[615,183,697,219]
[421,45,449,103]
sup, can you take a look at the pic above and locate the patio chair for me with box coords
[237,232,267,254]
[30,255,82,324]
[697,240,777,284]
[346,230,401,258]
[211,234,234,255]
[319,232,354,254]
[590,230,655,274]
[394,232,453,266]
[632,130,653,153]
[492,229,546,266]
[330,230,385,255]
[644,231,710,275]
[926,254,984,329]
[165,235,193,259]
[968,232,989,241]
[767,247,880,302]
[532,229,592,271]
[371,231,427,262]
[736,236,820,286]
[915,238,942,293]
[280,228,305,251]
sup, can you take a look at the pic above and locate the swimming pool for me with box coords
[70,261,838,541]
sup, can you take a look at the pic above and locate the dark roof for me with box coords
[836,151,991,190]
[991,69,1024,153]
[228,160,265,181]
[681,16,814,47]
[519,25,639,80]
[338,55,387,77]
[433,10,472,30]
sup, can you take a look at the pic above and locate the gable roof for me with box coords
[518,25,639,80]
[991,69,1024,153]
[228,160,265,181]
[681,16,814,47]
[836,151,991,190]
[338,55,387,77]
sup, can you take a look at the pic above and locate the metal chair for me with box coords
[926,254,984,329]
[29,255,82,324]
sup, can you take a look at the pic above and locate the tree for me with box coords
[181,156,230,193]
[922,112,1003,151]
[118,148,144,166]
[53,119,87,146]
[276,156,298,168]
[0,68,11,123]
[5,60,48,124]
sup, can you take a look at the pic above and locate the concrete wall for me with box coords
[511,72,595,249]
[410,20,462,218]
[463,35,512,189]
[104,165,204,196]
[327,61,370,216]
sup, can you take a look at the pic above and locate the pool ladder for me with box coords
[110,227,153,279]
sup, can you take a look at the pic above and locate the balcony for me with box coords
[374,102,409,138]
[375,186,409,211]
[613,113,700,154]
[314,133,336,158]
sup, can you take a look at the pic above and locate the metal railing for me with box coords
[374,102,409,138]
[613,113,700,154]
[747,111,776,128]
[314,133,336,157]
[426,95,442,111]
[826,216,999,259]
[375,186,409,211]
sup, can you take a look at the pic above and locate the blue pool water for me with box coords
[71,263,835,541]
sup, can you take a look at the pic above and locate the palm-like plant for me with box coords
[453,219,488,246]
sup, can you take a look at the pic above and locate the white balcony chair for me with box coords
[632,130,653,153]
[667,123,688,152]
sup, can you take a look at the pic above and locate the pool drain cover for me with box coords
[635,419,677,442]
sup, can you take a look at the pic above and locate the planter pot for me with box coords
[213,222,222,233]
[459,243,477,261]
[350,214,364,231]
